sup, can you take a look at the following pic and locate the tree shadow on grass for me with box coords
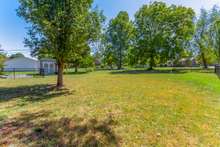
[0,84,74,103]
[64,71,90,75]
[110,69,186,75]
[0,111,120,147]
[110,68,215,75]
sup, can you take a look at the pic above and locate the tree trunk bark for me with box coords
[75,66,78,73]
[118,58,122,70]
[201,52,208,69]
[110,64,113,70]
[118,47,122,70]
[57,61,64,89]
[117,64,121,70]
[148,55,154,70]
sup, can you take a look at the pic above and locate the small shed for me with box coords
[40,58,57,75]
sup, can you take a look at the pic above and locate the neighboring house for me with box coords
[162,58,198,67]
[3,57,40,71]
[3,56,57,75]
[178,58,197,67]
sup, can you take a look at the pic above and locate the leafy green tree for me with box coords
[105,11,134,69]
[98,33,116,69]
[194,9,214,68]
[209,5,220,63]
[81,55,94,69]
[134,2,195,69]
[103,47,116,69]
[162,5,195,66]
[17,0,103,88]
[68,52,94,73]
[69,45,90,73]
[134,2,168,70]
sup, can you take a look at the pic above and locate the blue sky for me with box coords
[0,0,220,57]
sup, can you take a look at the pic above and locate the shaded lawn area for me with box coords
[1,70,220,146]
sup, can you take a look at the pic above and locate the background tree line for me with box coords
[15,0,220,88]
[100,2,220,70]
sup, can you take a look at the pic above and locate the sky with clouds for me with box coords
[0,0,220,57]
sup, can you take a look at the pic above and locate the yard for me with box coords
[1,69,220,146]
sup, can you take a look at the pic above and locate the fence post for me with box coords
[43,68,45,78]
[215,65,220,77]
[40,68,45,78]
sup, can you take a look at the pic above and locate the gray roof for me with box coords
[5,56,38,62]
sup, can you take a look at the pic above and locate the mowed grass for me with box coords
[1,70,220,146]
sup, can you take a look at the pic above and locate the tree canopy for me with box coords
[193,9,215,68]
[17,1,220,75]
[17,0,103,88]
[133,2,195,69]
[104,11,134,69]
[209,6,220,63]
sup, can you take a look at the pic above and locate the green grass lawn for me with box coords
[1,70,220,146]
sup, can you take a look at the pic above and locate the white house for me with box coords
[3,57,57,74]
[4,57,40,72]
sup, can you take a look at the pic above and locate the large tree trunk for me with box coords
[201,52,208,69]
[118,48,122,70]
[75,66,78,73]
[117,63,122,70]
[57,61,64,89]
[148,55,154,70]
[118,58,122,70]
[110,64,113,70]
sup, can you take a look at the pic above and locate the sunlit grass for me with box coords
[1,70,220,146]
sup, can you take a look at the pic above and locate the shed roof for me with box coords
[40,58,56,62]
